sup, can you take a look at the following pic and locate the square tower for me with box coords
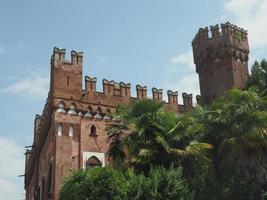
[192,22,249,105]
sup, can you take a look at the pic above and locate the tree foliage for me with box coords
[246,59,267,95]
[59,167,192,200]
[106,99,211,170]
[59,60,267,199]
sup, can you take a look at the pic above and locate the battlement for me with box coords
[83,76,194,105]
[51,47,83,65]
[192,22,248,48]
[50,47,197,106]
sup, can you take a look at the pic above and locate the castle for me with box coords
[24,22,249,200]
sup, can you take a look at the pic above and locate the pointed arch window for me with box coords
[90,125,97,136]
[86,156,101,168]
[69,125,74,137]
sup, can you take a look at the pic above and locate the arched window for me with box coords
[57,124,62,136]
[90,125,97,136]
[86,156,101,169]
[69,125,74,137]
[47,162,53,198]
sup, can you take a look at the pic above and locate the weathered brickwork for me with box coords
[192,22,249,104]
[24,22,249,200]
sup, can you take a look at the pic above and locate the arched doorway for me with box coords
[86,156,102,168]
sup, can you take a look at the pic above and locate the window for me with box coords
[58,124,62,136]
[69,125,74,137]
[86,156,101,168]
[67,76,70,86]
[90,125,97,136]
[47,162,53,198]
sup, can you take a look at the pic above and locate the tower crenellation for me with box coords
[71,50,83,65]
[152,87,163,102]
[192,22,249,105]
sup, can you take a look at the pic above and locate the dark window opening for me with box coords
[86,156,101,168]
[90,125,97,136]
[67,76,70,86]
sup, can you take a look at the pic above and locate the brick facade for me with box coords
[24,22,249,200]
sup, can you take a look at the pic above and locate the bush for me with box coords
[59,167,128,200]
[59,167,193,200]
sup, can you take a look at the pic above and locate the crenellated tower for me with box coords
[192,22,249,105]
[50,47,83,100]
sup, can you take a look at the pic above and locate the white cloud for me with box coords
[161,73,200,103]
[223,0,267,49]
[0,136,25,200]
[170,51,194,69]
[2,73,49,100]
[161,50,199,104]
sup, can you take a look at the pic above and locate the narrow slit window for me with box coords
[69,125,74,137]
[58,124,62,136]
[67,76,70,86]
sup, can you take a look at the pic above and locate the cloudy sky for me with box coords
[0,0,266,199]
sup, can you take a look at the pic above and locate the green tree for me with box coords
[59,167,128,200]
[59,167,193,200]
[246,59,267,95]
[202,89,267,199]
[106,99,211,170]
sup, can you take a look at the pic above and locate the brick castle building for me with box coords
[24,22,249,200]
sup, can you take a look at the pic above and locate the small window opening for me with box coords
[58,124,63,136]
[69,125,74,137]
[90,125,97,136]
[67,76,70,86]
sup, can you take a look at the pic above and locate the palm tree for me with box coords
[205,89,267,196]
[106,99,211,170]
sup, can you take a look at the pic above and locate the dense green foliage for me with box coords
[59,59,267,200]
[59,167,128,200]
[106,99,211,171]
[59,167,192,200]
[246,59,267,95]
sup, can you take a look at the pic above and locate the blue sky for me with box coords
[0,0,266,199]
